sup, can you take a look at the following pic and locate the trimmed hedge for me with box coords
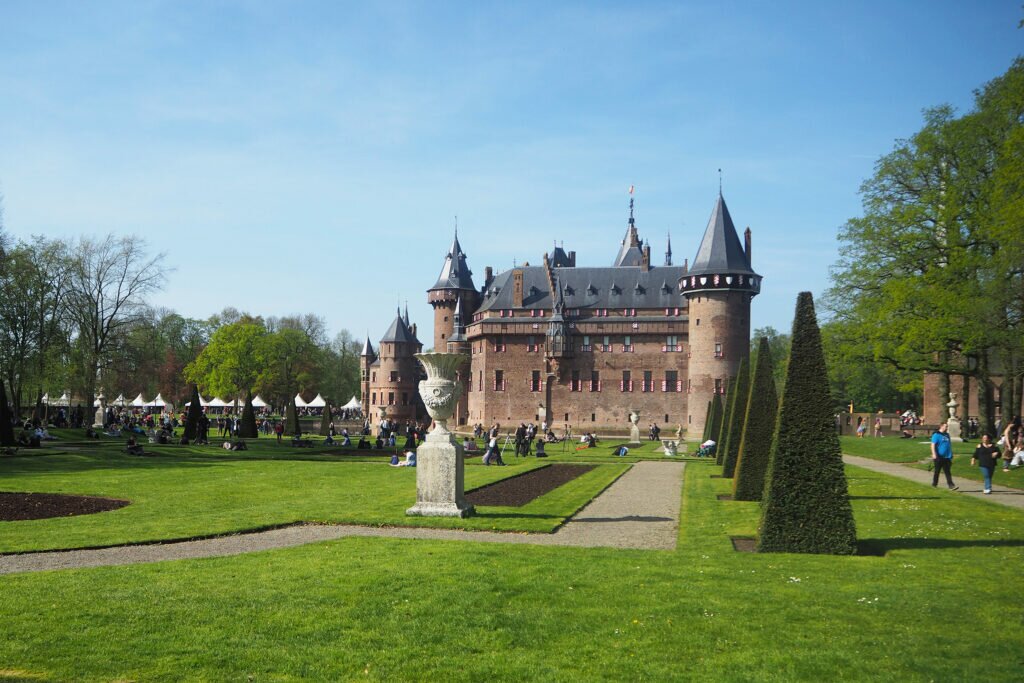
[758,292,857,555]
[701,400,713,442]
[0,380,14,446]
[708,394,723,449]
[715,376,734,466]
[320,405,333,436]
[733,337,779,501]
[239,393,259,438]
[285,400,300,436]
[183,384,203,442]
[720,357,749,478]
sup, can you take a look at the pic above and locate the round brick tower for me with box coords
[427,230,478,353]
[682,193,761,438]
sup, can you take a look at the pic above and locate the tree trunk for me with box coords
[0,380,15,446]
[977,351,996,436]
[960,371,971,440]
[937,372,950,423]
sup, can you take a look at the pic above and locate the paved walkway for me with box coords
[0,461,685,575]
[844,455,1024,510]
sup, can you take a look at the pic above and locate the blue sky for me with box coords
[2,1,1021,344]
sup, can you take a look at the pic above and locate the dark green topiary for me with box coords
[708,393,723,448]
[319,404,333,436]
[0,380,15,447]
[733,338,779,501]
[715,377,734,466]
[758,292,857,554]
[285,399,300,436]
[721,357,750,478]
[183,384,203,442]
[701,400,713,442]
[239,392,259,438]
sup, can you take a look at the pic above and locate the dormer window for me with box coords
[565,285,575,296]
[587,284,597,295]
[611,284,621,295]
[634,283,644,294]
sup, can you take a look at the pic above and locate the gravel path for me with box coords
[844,455,1024,510]
[0,461,685,575]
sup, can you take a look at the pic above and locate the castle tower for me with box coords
[446,296,471,426]
[372,309,424,427]
[427,230,478,352]
[359,334,375,418]
[681,193,761,437]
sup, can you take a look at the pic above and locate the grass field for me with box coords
[1,438,1022,680]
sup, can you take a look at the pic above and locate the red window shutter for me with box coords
[661,380,667,392]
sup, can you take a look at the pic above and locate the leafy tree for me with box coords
[759,293,857,555]
[185,321,267,404]
[258,328,319,409]
[720,357,749,479]
[733,338,779,501]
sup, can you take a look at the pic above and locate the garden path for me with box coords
[844,455,1024,510]
[0,460,685,575]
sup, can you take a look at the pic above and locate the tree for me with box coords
[64,235,167,409]
[257,328,318,409]
[285,399,300,436]
[759,293,857,555]
[733,338,779,501]
[720,357,749,479]
[751,326,790,397]
[185,321,267,405]
[320,404,333,436]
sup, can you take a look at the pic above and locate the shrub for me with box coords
[239,394,259,438]
[758,292,857,555]
[733,337,779,501]
[708,394,723,448]
[701,400,713,442]
[183,385,203,442]
[0,381,14,447]
[285,400,300,436]
[720,357,749,478]
[715,377,734,466]
[319,405,333,436]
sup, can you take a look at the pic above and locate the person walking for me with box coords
[931,422,958,490]
[971,433,1000,494]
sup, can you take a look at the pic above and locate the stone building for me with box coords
[360,307,426,425]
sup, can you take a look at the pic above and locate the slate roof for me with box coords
[430,231,476,292]
[613,223,645,267]
[476,264,687,313]
[688,193,755,277]
[360,334,375,358]
[380,308,419,344]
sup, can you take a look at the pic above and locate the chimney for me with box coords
[411,323,417,339]
[568,251,576,267]
[641,245,651,272]
[484,266,493,290]
[512,270,524,308]
[745,227,752,263]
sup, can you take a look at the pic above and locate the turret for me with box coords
[359,334,376,417]
[682,193,761,436]
[427,229,479,352]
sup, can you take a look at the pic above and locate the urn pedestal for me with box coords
[947,393,963,442]
[406,353,474,518]
[628,410,642,446]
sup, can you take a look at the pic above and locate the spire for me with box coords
[448,296,467,345]
[430,228,476,292]
[360,333,375,358]
[665,232,673,266]
[613,185,645,267]
[687,193,755,278]
[403,302,410,327]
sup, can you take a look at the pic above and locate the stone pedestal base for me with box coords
[629,425,641,446]
[406,430,474,518]
[948,417,963,442]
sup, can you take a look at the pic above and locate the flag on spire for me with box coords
[628,184,635,194]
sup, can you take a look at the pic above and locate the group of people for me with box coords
[933,415,1023,494]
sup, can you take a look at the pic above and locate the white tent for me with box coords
[44,392,73,407]
[184,394,211,408]
[341,396,362,411]
[306,393,327,408]
[147,393,167,408]
[112,394,128,407]
[293,394,308,408]
[207,397,227,408]
[251,395,269,408]
[131,393,147,407]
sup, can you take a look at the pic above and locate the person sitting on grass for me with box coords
[535,439,547,457]
[17,426,40,448]
[126,436,145,456]
[34,426,57,441]
[462,437,478,452]
[357,436,371,449]
[375,436,384,449]
[698,439,716,458]
[615,445,629,457]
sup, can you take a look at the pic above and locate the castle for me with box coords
[361,193,761,437]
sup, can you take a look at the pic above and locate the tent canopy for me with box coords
[131,393,147,407]
[147,393,167,407]
[251,395,269,408]
[306,393,327,408]
[207,397,227,407]
[293,394,308,408]
[341,396,362,411]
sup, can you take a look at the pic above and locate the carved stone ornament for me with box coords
[416,352,466,434]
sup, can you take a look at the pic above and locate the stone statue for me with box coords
[946,392,963,442]
[93,394,106,429]
[662,440,678,456]
[628,410,641,445]
[406,353,474,518]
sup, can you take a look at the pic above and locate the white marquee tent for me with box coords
[293,394,308,408]
[341,396,362,412]
[251,395,269,408]
[306,393,327,408]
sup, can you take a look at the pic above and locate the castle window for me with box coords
[622,308,636,316]
[663,370,679,393]
[714,342,723,358]
[479,371,483,392]
[581,335,592,352]
[687,379,692,393]
[371,372,376,382]
[388,392,395,406]
[642,371,653,393]
[527,335,538,352]
[401,392,409,406]
[715,378,723,394]
[590,371,601,392]
[571,370,581,392]
[494,370,505,391]
[622,335,633,353]
[621,370,633,392]
[494,336,506,352]
[531,371,542,392]
[601,336,611,352]
[390,371,398,382]
[371,393,376,405]
[663,335,681,352]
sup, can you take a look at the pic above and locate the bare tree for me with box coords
[65,235,169,406]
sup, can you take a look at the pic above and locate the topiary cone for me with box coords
[183,384,203,442]
[0,380,15,447]
[733,337,779,501]
[239,392,259,438]
[721,357,750,478]
[285,399,300,436]
[716,376,735,466]
[319,404,333,436]
[758,292,857,555]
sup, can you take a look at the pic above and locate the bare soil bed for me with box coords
[466,464,597,507]
[0,492,130,521]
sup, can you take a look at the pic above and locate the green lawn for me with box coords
[839,435,1024,489]
[0,444,1022,680]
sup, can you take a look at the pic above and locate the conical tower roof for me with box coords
[688,193,755,277]
[430,230,476,292]
[380,308,418,344]
[360,334,375,358]
[613,197,645,267]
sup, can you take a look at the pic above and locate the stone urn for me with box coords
[662,440,678,457]
[946,392,963,442]
[628,410,642,445]
[407,352,474,518]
